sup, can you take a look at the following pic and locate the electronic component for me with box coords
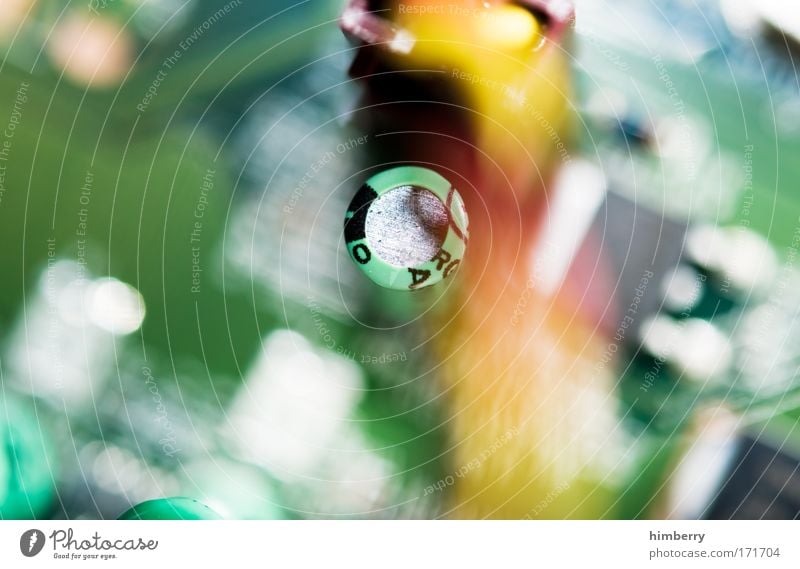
[660,409,800,520]
[722,0,800,47]
[118,498,223,520]
[344,167,468,291]
[705,433,800,519]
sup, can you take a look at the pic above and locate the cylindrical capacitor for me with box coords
[341,0,625,519]
[344,166,468,290]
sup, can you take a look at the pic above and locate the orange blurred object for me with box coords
[47,11,134,88]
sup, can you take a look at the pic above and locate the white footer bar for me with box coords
[1,521,797,568]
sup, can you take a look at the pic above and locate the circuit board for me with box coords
[0,0,799,521]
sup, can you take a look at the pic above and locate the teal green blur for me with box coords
[0,397,56,519]
[118,498,223,520]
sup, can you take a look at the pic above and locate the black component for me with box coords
[592,190,689,340]
[705,435,800,520]
[616,116,652,148]
[344,183,378,243]
[667,264,737,321]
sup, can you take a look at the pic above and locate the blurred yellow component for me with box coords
[0,0,36,38]
[476,4,540,52]
[47,11,134,88]
[388,1,608,519]
[398,1,541,65]
[436,279,623,519]
[395,0,570,201]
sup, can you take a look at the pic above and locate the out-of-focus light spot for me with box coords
[723,228,778,296]
[8,261,142,407]
[662,265,703,313]
[389,29,416,54]
[0,0,35,38]
[723,0,800,43]
[88,278,146,335]
[640,316,732,382]
[476,4,540,52]
[92,446,142,495]
[676,319,733,382]
[720,0,760,35]
[685,225,727,269]
[305,432,397,516]
[687,226,777,297]
[56,279,91,327]
[735,272,800,394]
[79,441,179,506]
[640,315,680,361]
[549,0,574,21]
[531,160,606,295]
[655,116,710,161]
[340,8,359,32]
[229,329,364,478]
[665,407,739,519]
[47,12,134,88]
